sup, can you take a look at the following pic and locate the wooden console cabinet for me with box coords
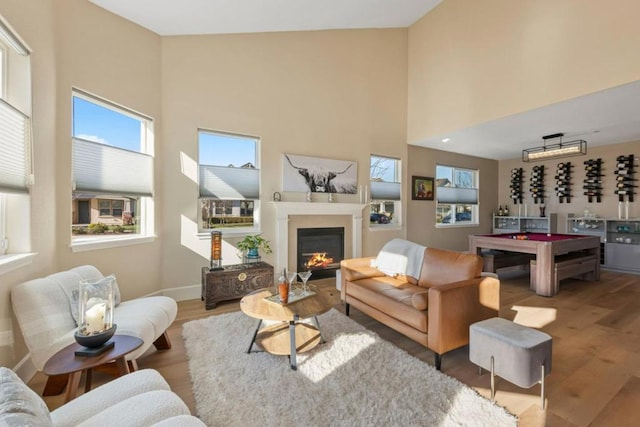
[201,262,274,310]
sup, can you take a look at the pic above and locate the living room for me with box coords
[1,0,639,425]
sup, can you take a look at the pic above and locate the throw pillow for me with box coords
[69,275,122,325]
[0,367,52,427]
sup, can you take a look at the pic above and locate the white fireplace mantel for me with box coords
[270,202,367,275]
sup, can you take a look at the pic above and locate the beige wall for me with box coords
[408,0,640,144]
[406,145,498,251]
[52,0,163,299]
[159,29,408,290]
[498,140,640,231]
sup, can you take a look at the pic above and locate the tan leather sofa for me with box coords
[340,246,500,370]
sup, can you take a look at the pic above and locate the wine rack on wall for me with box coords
[555,161,572,203]
[614,154,636,202]
[584,158,603,203]
[510,168,524,204]
[529,165,545,204]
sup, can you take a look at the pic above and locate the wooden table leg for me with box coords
[128,359,138,372]
[115,356,130,376]
[84,368,93,393]
[64,371,82,403]
[43,374,69,396]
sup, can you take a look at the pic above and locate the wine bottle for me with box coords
[584,192,601,196]
[584,159,602,165]
[504,204,509,216]
[614,170,629,175]
[617,183,638,188]
[616,176,637,182]
[615,190,633,195]
[498,205,503,216]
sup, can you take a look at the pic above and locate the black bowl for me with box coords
[74,324,117,348]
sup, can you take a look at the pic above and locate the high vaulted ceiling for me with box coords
[89,0,442,36]
[89,0,640,161]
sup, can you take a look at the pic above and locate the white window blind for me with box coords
[436,187,478,204]
[370,181,401,200]
[72,137,153,197]
[0,98,30,193]
[199,165,259,200]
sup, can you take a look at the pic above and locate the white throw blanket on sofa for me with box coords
[372,238,426,279]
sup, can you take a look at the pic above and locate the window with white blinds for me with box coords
[436,164,479,226]
[369,155,401,226]
[198,130,260,231]
[0,14,32,265]
[71,90,154,245]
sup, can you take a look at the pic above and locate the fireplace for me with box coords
[297,227,344,280]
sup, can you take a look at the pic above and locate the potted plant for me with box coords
[236,234,272,259]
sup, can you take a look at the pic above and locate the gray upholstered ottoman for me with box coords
[469,317,552,408]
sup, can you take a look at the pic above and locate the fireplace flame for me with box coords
[305,252,334,269]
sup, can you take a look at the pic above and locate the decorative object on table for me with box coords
[298,270,312,294]
[282,153,357,194]
[411,176,434,200]
[74,276,116,356]
[277,273,289,304]
[614,154,636,204]
[209,230,223,271]
[554,161,572,203]
[201,262,274,310]
[182,310,517,427]
[509,167,524,204]
[529,165,545,204]
[583,158,603,203]
[285,269,297,297]
[522,132,586,162]
[236,234,272,262]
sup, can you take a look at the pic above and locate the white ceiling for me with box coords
[89,0,442,36]
[89,0,640,161]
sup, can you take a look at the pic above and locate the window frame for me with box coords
[435,164,479,228]
[369,154,402,230]
[70,89,156,252]
[197,129,261,236]
[0,15,35,275]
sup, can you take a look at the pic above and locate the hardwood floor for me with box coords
[28,269,639,426]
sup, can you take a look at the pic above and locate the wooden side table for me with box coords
[201,262,274,309]
[43,335,143,402]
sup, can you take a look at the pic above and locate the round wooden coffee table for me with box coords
[240,287,333,370]
[43,335,143,402]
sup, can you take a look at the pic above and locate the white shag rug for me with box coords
[182,309,517,427]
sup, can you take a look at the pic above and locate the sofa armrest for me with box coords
[340,257,382,301]
[427,276,500,355]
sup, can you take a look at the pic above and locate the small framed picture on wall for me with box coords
[411,176,434,201]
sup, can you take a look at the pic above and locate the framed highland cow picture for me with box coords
[282,153,357,194]
[412,176,434,200]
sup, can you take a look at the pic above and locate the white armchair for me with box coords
[0,367,205,426]
[11,265,178,395]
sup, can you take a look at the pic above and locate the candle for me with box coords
[85,300,106,334]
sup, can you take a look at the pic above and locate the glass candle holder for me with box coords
[77,277,115,343]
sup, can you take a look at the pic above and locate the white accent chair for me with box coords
[0,367,205,426]
[11,265,178,395]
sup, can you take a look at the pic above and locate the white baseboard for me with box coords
[157,284,201,302]
[14,354,37,382]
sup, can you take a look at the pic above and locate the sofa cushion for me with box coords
[419,248,483,288]
[0,367,52,427]
[411,292,429,310]
[347,276,428,332]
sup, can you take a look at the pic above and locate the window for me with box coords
[0,15,32,268]
[436,165,479,226]
[198,130,260,232]
[71,90,154,247]
[370,155,401,226]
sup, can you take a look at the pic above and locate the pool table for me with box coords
[469,232,600,297]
